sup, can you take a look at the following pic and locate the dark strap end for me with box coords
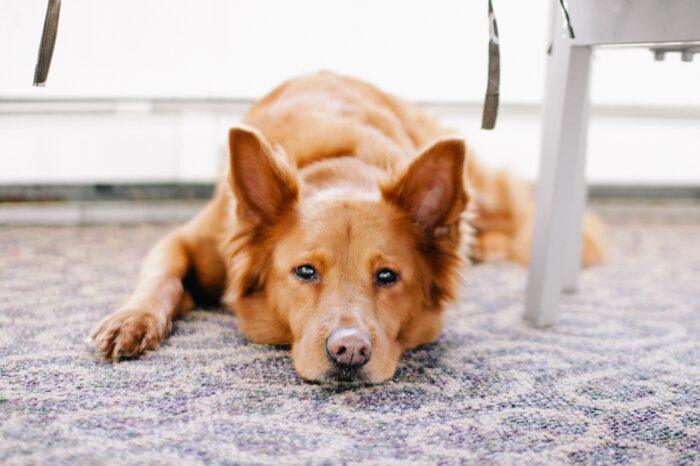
[481,93,499,130]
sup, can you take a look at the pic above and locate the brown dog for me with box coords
[91,72,605,383]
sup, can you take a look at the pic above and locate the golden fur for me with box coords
[92,72,605,383]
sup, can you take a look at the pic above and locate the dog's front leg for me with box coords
[91,230,192,361]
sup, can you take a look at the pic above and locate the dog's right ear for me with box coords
[229,126,298,224]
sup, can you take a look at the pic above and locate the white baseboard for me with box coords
[1,99,698,185]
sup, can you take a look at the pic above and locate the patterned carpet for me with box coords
[1,204,699,465]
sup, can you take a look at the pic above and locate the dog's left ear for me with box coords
[229,125,298,224]
[383,138,468,233]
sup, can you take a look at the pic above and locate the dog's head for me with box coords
[224,126,469,384]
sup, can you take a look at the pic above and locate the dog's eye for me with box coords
[294,264,318,281]
[375,268,399,287]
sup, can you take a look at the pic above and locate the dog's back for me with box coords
[241,72,450,172]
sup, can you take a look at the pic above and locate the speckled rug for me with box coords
[1,204,699,465]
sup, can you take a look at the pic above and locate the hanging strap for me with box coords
[33,0,62,86]
[481,0,500,130]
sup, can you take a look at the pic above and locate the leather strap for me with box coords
[481,0,500,130]
[33,0,62,87]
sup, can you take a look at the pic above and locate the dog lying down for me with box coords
[92,72,605,384]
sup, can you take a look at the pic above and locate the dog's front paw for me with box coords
[91,309,171,361]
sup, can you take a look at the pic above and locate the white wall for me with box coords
[1,0,699,184]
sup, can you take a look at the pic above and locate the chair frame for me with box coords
[524,0,700,326]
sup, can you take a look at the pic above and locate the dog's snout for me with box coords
[326,328,372,367]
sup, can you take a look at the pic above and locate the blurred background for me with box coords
[1,0,699,216]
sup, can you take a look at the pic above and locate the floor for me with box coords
[1,202,699,465]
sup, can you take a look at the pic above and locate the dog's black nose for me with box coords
[326,328,372,367]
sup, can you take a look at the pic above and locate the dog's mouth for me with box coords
[322,364,368,384]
